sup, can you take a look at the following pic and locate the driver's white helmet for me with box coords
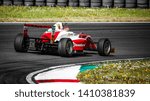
[54,22,63,31]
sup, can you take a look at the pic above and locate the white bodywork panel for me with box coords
[54,31,83,42]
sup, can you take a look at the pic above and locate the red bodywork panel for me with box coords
[73,34,97,51]
[40,32,60,43]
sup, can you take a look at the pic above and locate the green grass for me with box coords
[0,6,150,22]
[77,59,150,84]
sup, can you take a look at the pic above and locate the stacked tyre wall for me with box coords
[0,0,150,8]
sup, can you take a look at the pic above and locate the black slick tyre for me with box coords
[137,0,148,8]
[97,38,111,56]
[24,0,34,6]
[14,33,29,52]
[57,0,68,7]
[125,0,136,8]
[102,0,113,8]
[13,0,23,6]
[3,0,12,5]
[58,38,73,57]
[69,0,79,7]
[79,0,90,7]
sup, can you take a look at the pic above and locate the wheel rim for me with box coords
[66,41,73,55]
[104,41,111,55]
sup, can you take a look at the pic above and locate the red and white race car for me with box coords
[14,22,114,57]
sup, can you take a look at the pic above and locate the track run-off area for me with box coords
[0,22,150,84]
[27,58,150,84]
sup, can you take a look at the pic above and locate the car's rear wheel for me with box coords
[58,38,73,57]
[97,38,111,56]
[14,33,29,52]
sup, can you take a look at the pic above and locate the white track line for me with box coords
[26,57,150,84]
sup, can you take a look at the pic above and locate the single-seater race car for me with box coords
[14,22,114,57]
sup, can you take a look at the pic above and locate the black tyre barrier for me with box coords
[114,0,125,8]
[68,0,79,7]
[149,0,150,8]
[46,0,56,6]
[79,0,90,7]
[102,0,113,8]
[125,0,136,8]
[91,0,102,7]
[0,0,2,5]
[3,0,13,5]
[13,0,23,6]
[0,0,150,8]
[57,0,68,7]
[24,0,34,6]
[137,0,148,8]
[35,0,46,6]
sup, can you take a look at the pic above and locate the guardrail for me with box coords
[0,0,149,8]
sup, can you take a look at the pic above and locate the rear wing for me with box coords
[24,24,51,28]
[23,24,51,37]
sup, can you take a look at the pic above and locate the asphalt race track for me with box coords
[0,22,150,84]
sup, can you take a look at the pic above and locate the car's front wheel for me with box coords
[58,38,73,57]
[97,38,111,56]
